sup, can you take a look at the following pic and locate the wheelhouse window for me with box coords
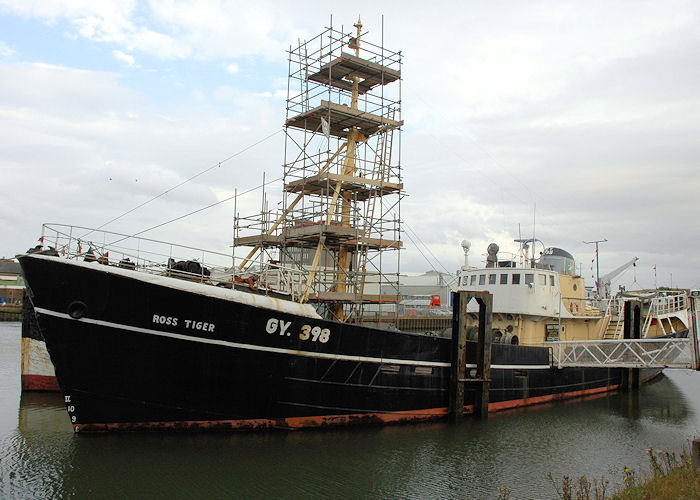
[470,275,476,286]
[500,274,508,285]
[488,274,496,285]
[512,273,520,285]
[550,275,555,286]
[525,274,534,285]
[479,275,486,285]
[539,274,547,286]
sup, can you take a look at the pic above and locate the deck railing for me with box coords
[33,223,307,298]
[648,293,688,316]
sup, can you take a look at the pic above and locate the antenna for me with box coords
[517,223,523,266]
[532,202,536,265]
[583,238,607,296]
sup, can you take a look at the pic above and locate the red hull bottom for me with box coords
[74,382,626,433]
[22,374,60,392]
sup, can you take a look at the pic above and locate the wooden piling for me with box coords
[448,292,467,421]
[449,291,493,421]
[474,292,493,419]
[622,300,642,392]
[631,302,641,390]
[693,439,700,471]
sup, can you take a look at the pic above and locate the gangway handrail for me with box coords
[544,337,695,369]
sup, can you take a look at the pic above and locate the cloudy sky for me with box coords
[1,0,698,290]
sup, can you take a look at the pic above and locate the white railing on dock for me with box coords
[545,338,697,369]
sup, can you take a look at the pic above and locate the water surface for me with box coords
[1,322,699,499]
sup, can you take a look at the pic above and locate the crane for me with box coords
[598,256,639,297]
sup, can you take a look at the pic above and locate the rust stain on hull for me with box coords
[72,380,644,433]
[73,408,449,433]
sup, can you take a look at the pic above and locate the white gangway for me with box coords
[546,291,700,370]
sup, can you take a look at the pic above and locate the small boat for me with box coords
[21,297,59,391]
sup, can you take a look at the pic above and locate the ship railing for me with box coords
[34,223,304,293]
[641,298,655,337]
[255,264,307,301]
[354,310,451,333]
[562,297,602,317]
[648,292,688,316]
[593,292,689,339]
[596,296,624,339]
[545,337,696,369]
[639,293,688,337]
[601,295,625,316]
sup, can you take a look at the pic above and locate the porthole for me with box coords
[67,301,87,319]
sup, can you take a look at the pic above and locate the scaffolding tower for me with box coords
[234,19,403,325]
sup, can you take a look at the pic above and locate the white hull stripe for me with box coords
[34,307,551,370]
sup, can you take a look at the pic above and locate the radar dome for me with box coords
[540,247,576,275]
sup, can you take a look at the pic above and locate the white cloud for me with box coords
[0,60,283,258]
[112,49,135,66]
[1,1,700,288]
[0,0,291,61]
[0,40,16,57]
[212,85,235,101]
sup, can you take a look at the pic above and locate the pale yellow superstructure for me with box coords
[456,258,690,346]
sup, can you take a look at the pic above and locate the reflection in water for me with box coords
[1,319,699,499]
[637,374,691,424]
[19,391,73,433]
[2,393,75,498]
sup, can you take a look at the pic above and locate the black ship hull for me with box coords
[19,254,653,432]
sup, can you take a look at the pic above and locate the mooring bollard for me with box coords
[692,439,700,471]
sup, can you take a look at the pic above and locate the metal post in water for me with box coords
[449,292,467,421]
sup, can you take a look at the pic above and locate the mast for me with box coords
[584,238,607,296]
[233,19,404,325]
[332,17,363,321]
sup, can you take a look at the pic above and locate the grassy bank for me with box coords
[546,447,700,500]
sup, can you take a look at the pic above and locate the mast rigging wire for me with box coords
[402,229,440,276]
[403,221,453,275]
[81,129,283,239]
[106,175,284,247]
